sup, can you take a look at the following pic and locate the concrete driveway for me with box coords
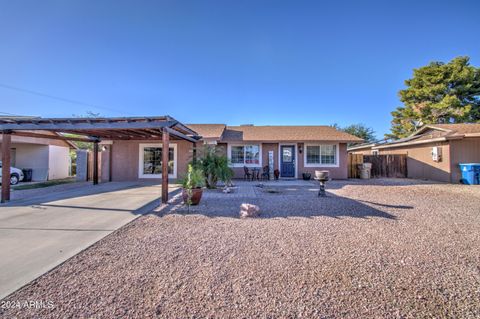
[0,182,177,299]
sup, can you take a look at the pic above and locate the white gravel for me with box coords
[1,179,479,318]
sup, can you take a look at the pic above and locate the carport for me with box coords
[0,116,199,203]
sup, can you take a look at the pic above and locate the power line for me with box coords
[0,83,133,116]
[0,111,22,116]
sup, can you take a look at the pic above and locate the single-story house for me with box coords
[101,124,362,182]
[348,124,480,183]
[0,116,361,203]
[0,128,74,181]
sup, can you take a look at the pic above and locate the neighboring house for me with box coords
[0,130,74,181]
[348,124,480,183]
[347,142,382,155]
[102,124,361,181]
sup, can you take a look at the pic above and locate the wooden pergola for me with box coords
[0,116,199,204]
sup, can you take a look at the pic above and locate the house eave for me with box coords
[373,135,464,150]
[219,139,361,143]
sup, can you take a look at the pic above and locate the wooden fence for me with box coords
[348,154,407,178]
[348,154,364,178]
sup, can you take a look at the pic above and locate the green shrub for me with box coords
[179,164,205,189]
[193,145,233,189]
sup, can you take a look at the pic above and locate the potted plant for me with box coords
[180,164,205,206]
[302,172,312,180]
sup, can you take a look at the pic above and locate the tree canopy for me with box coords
[332,123,376,144]
[388,56,480,138]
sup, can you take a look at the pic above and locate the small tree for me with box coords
[179,164,204,211]
[342,124,376,144]
[331,123,376,145]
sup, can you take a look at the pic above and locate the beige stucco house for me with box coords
[0,130,74,181]
[101,124,362,182]
[348,124,480,183]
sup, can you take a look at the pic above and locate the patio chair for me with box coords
[243,166,252,180]
[261,165,270,180]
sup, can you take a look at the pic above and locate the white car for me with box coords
[0,161,25,185]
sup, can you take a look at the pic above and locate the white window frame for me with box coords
[138,143,177,178]
[304,143,340,168]
[227,143,262,168]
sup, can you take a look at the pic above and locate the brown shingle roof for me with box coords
[425,123,480,135]
[372,123,480,150]
[221,125,362,142]
[186,124,226,139]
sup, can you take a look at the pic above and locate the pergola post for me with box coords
[93,141,99,185]
[192,142,197,165]
[1,131,12,203]
[162,128,170,204]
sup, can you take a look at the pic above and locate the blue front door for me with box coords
[280,145,295,177]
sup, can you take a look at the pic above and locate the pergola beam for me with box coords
[162,128,169,204]
[164,127,198,143]
[10,129,193,142]
[10,131,96,143]
[0,120,178,131]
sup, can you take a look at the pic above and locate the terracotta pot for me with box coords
[182,188,203,205]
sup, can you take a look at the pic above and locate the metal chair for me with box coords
[261,165,270,180]
[243,166,252,180]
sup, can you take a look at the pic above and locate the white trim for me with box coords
[410,125,452,137]
[227,143,262,168]
[347,143,377,151]
[138,143,177,178]
[278,143,298,178]
[303,143,340,168]
[373,137,448,149]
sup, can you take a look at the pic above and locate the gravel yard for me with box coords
[1,179,480,318]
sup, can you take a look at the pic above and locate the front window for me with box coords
[139,144,177,178]
[229,144,260,166]
[305,145,337,166]
[245,145,260,164]
[143,147,174,175]
[231,146,245,164]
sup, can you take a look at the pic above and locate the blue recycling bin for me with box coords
[459,163,480,185]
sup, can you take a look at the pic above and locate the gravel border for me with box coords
[1,179,479,318]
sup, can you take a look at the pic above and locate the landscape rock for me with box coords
[223,187,232,193]
[239,203,260,218]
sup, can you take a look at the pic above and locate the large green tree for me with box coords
[388,56,480,138]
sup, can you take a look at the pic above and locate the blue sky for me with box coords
[0,0,479,138]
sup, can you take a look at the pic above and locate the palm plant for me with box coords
[193,145,233,189]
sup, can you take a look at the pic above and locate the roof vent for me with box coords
[240,124,254,126]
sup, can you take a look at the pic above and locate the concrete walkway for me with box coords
[0,182,177,299]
